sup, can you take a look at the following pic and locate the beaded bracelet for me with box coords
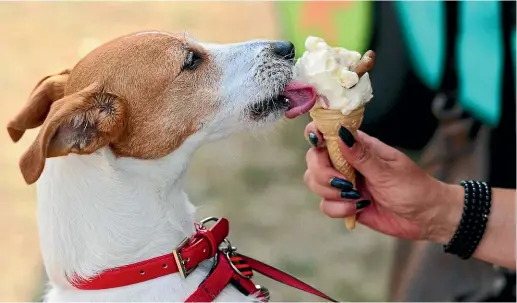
[443,180,492,259]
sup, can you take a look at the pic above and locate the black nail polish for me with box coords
[356,200,371,210]
[338,126,355,147]
[308,132,318,147]
[330,177,353,190]
[340,189,360,199]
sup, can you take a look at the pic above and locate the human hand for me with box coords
[304,122,462,241]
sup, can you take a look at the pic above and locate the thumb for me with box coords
[337,126,388,177]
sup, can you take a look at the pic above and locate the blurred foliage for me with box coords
[276,1,373,56]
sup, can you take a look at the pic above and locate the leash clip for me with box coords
[221,238,253,279]
[199,217,254,279]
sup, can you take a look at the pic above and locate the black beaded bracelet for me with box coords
[443,180,492,259]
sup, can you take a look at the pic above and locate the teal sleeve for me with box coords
[457,1,503,126]
[394,1,445,90]
[512,28,517,75]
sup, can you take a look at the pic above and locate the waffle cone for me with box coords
[310,103,365,230]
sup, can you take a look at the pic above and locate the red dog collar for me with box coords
[70,217,337,302]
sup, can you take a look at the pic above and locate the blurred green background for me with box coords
[0,1,394,301]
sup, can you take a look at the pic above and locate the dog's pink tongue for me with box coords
[283,80,316,119]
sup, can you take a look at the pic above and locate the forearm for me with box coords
[430,184,516,269]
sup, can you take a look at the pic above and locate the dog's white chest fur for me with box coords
[37,135,254,302]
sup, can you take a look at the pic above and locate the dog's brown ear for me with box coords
[19,83,127,184]
[7,69,71,142]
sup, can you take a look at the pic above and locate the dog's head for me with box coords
[7,31,315,184]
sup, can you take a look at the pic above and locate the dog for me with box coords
[7,31,315,301]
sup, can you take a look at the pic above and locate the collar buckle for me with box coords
[172,237,195,279]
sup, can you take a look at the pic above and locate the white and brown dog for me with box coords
[7,31,315,301]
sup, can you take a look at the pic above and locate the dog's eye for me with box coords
[183,51,202,70]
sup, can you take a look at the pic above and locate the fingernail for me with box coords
[340,189,360,199]
[330,177,353,190]
[338,126,355,147]
[308,132,318,147]
[356,200,371,210]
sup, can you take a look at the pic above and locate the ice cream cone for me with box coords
[309,101,365,230]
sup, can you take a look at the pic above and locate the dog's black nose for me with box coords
[272,41,295,60]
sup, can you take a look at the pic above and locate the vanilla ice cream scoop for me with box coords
[294,36,373,115]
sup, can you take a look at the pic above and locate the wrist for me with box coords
[427,182,464,244]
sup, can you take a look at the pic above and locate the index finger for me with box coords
[304,121,325,148]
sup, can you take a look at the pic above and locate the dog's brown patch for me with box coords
[8,31,221,184]
[7,69,71,142]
